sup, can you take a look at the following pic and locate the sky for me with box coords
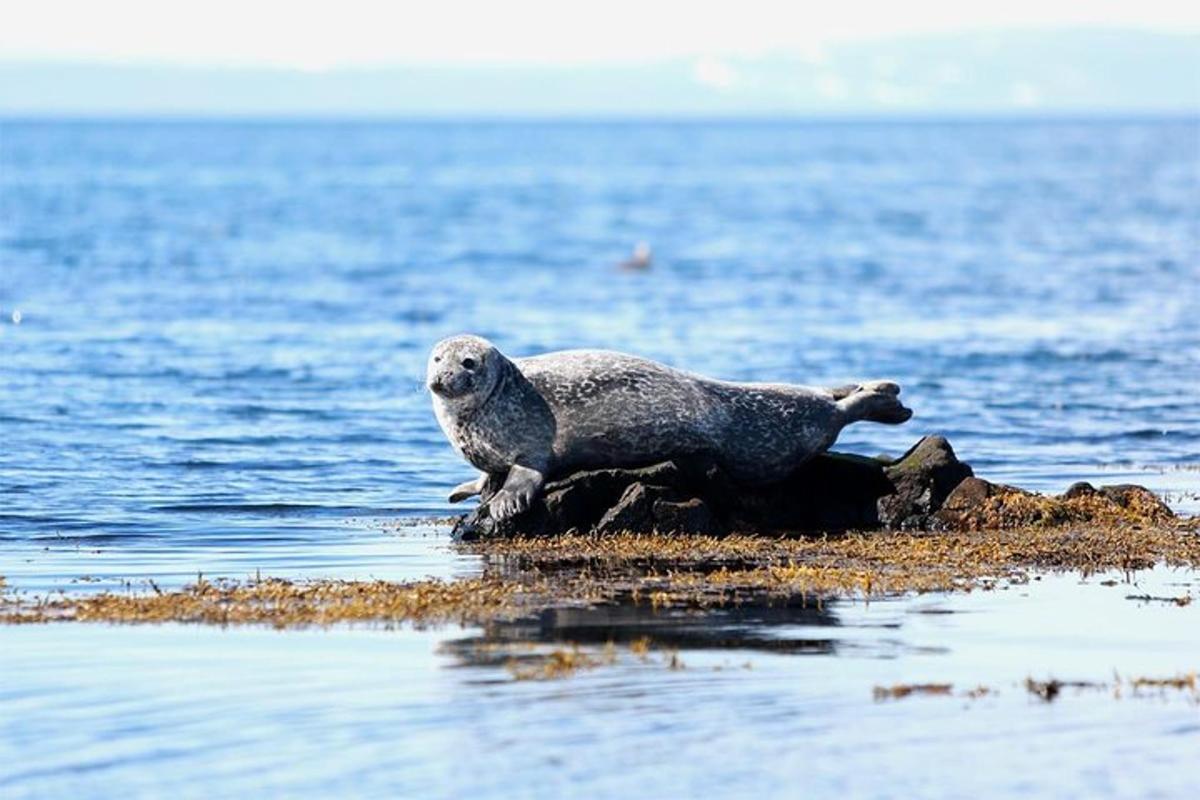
[1,2,1198,115]
[4,0,1200,69]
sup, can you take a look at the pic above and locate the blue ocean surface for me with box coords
[1,118,1199,798]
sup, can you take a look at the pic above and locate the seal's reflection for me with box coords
[442,595,843,669]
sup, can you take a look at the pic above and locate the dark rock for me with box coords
[453,463,689,541]
[449,434,1170,540]
[939,475,1013,508]
[652,497,723,536]
[594,483,659,535]
[933,476,1025,529]
[726,452,896,532]
[878,436,974,529]
[450,507,495,541]
[1062,481,1099,500]
[1091,484,1174,521]
[452,435,975,539]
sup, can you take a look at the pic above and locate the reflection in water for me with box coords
[440,542,955,672]
[446,598,844,667]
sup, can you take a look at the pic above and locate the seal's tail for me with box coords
[834,380,912,425]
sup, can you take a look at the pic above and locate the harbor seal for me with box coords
[427,334,912,520]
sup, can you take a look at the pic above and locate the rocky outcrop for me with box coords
[450,435,1174,540]
[934,477,1174,530]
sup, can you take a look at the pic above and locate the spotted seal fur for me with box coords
[427,334,912,520]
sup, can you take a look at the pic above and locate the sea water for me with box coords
[2,118,1198,798]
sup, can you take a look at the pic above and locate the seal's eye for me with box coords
[461,357,476,370]
[433,356,441,362]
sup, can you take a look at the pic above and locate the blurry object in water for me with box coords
[873,683,954,701]
[618,241,652,270]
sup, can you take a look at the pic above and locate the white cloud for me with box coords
[693,57,737,90]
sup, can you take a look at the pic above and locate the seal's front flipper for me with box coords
[448,473,487,503]
[485,464,545,520]
[448,472,508,503]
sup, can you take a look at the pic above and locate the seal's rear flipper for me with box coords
[836,381,912,425]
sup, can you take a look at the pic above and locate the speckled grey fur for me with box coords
[427,334,912,520]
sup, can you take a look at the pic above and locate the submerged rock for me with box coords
[450,435,1173,540]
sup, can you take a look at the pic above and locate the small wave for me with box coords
[221,404,344,421]
[159,434,298,446]
[149,502,372,515]
[0,513,145,529]
[1120,428,1175,440]
[158,433,393,447]
[171,459,335,472]
[217,366,296,381]
[1025,347,1144,364]
[29,531,158,544]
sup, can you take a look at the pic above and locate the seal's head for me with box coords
[426,335,504,408]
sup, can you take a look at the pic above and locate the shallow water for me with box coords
[2,118,1199,797]
[3,545,1198,799]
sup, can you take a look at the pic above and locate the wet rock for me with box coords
[1067,482,1174,520]
[594,483,659,535]
[725,452,896,532]
[652,497,723,536]
[453,463,688,541]
[878,436,974,529]
[934,477,1174,530]
[449,434,1172,540]
[933,477,1021,529]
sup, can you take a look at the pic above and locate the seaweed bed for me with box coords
[3,520,1197,628]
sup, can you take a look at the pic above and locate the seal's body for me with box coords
[427,335,911,520]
